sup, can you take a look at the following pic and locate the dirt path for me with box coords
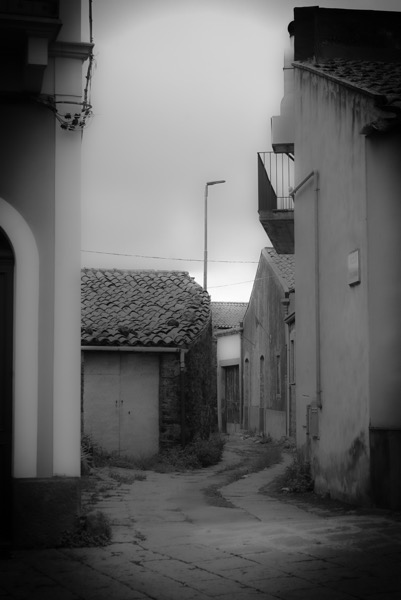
[89,434,281,547]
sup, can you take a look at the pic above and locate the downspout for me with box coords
[180,349,186,447]
[313,172,322,408]
[281,294,290,437]
[290,170,321,409]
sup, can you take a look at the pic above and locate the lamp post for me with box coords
[204,179,225,291]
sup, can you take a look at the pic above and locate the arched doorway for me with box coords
[0,228,14,547]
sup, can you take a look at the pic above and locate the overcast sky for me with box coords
[81,0,400,302]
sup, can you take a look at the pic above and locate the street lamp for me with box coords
[204,179,226,291]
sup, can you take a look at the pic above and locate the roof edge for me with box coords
[293,60,387,103]
[261,247,294,294]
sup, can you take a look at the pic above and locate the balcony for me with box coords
[258,151,294,254]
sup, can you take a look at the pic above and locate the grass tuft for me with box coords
[59,510,112,548]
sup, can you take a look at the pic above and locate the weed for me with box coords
[216,460,246,474]
[81,432,99,475]
[108,470,147,485]
[134,531,147,542]
[188,434,226,468]
[84,433,226,474]
[280,454,314,493]
[152,434,226,473]
[59,510,112,548]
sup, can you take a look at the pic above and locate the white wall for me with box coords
[294,69,377,502]
[217,332,241,362]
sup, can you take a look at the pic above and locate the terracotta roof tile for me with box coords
[298,59,401,101]
[295,60,401,131]
[211,302,248,329]
[81,269,211,348]
[262,248,295,291]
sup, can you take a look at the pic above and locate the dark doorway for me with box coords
[223,365,240,434]
[0,229,14,547]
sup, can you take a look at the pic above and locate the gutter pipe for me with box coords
[290,170,322,408]
[81,346,187,353]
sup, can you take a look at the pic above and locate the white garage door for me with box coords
[83,351,160,458]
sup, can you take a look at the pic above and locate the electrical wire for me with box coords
[208,276,271,289]
[81,249,258,264]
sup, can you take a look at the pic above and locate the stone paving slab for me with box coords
[2,435,401,599]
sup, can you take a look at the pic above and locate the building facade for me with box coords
[267,6,401,508]
[82,269,215,455]
[242,249,294,440]
[0,0,93,547]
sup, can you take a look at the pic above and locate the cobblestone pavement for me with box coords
[1,435,401,599]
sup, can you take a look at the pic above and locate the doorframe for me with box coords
[219,359,241,433]
[0,198,39,478]
[0,229,14,545]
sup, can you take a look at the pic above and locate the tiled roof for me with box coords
[211,302,248,329]
[295,59,401,133]
[81,269,211,348]
[262,248,295,291]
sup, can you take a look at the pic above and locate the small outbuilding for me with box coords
[81,269,214,458]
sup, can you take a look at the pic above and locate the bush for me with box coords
[189,434,226,467]
[281,454,314,493]
[81,432,226,474]
[154,434,226,472]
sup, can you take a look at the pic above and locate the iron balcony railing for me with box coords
[258,151,294,211]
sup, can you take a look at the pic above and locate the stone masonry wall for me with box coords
[159,353,181,448]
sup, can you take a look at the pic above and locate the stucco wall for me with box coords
[294,68,379,502]
[242,253,287,439]
[217,332,241,363]
[0,0,84,483]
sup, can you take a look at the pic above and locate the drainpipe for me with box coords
[290,170,321,409]
[313,172,322,408]
[81,346,184,353]
[281,294,291,437]
[180,349,186,447]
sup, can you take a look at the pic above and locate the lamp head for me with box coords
[206,180,226,186]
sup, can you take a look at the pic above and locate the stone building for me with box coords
[81,269,214,456]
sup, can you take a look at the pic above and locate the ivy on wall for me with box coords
[184,320,217,441]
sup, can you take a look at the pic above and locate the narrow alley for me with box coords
[1,435,401,600]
